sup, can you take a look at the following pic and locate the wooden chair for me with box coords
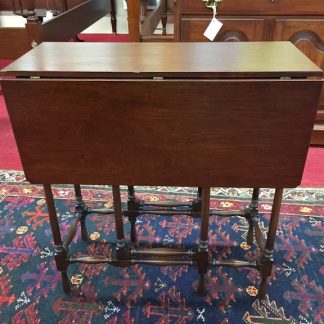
[127,0,172,42]
[0,0,114,59]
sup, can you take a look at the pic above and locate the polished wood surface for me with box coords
[174,0,324,144]
[2,78,321,186]
[1,42,322,187]
[1,42,322,78]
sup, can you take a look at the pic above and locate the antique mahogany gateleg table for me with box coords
[1,42,322,298]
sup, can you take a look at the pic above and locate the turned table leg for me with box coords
[43,184,70,293]
[161,0,167,35]
[197,187,210,294]
[74,184,88,241]
[110,0,117,34]
[246,188,264,251]
[258,188,283,299]
[192,187,202,211]
[112,185,128,260]
[127,185,139,243]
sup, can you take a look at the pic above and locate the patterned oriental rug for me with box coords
[0,170,323,323]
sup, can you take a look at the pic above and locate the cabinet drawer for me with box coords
[180,18,266,41]
[176,0,324,15]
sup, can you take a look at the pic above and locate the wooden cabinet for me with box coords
[0,0,85,11]
[174,0,324,16]
[174,0,324,144]
[272,19,324,68]
[180,18,266,41]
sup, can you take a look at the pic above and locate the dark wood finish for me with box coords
[174,0,324,144]
[2,77,321,187]
[1,42,322,296]
[110,0,116,34]
[73,184,88,240]
[0,27,30,59]
[43,184,70,292]
[246,188,261,248]
[1,42,321,78]
[197,187,210,293]
[175,0,324,16]
[1,43,321,189]
[64,217,80,247]
[199,188,210,243]
[127,0,169,42]
[0,0,14,10]
[25,0,110,43]
[112,185,125,242]
[123,209,244,217]
[259,188,283,298]
[180,18,266,42]
[0,0,85,11]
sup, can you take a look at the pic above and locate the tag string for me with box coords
[202,0,222,19]
[213,5,216,19]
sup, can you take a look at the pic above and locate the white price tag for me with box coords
[203,18,223,41]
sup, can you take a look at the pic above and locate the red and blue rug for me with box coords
[0,170,323,323]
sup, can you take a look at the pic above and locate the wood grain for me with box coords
[0,0,85,11]
[173,0,324,144]
[1,42,322,78]
[176,0,324,15]
[2,78,322,187]
[0,28,30,59]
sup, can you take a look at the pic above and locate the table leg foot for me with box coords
[80,220,88,241]
[197,274,206,294]
[61,272,70,293]
[130,219,137,243]
[258,276,268,299]
[44,184,72,294]
[192,187,202,211]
